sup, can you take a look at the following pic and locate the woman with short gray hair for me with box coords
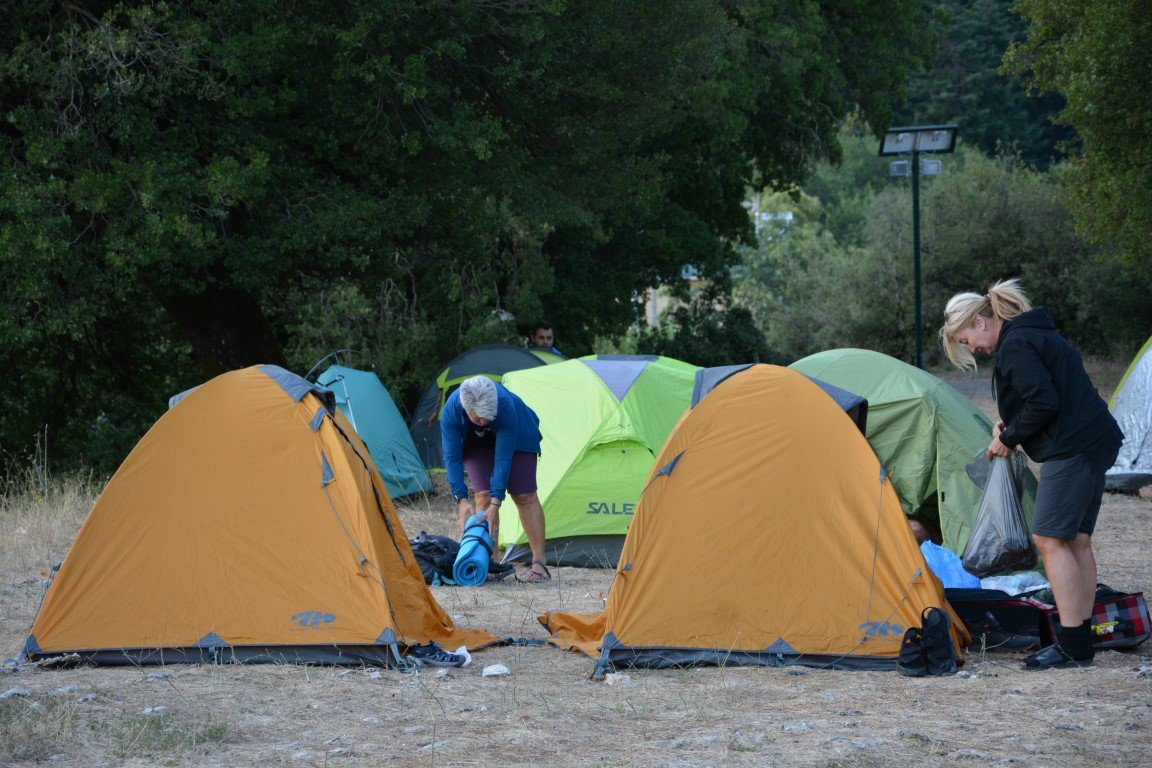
[441,376,551,582]
[458,376,499,420]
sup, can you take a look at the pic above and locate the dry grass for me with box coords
[1,369,1150,767]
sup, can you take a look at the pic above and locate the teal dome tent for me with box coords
[317,365,433,500]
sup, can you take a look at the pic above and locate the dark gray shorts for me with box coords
[1032,454,1109,540]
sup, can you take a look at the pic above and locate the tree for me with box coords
[1,1,938,471]
[1003,0,1152,266]
[638,280,773,368]
[737,188,889,363]
[893,0,1071,169]
[801,118,898,248]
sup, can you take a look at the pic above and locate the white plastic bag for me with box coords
[961,456,1037,577]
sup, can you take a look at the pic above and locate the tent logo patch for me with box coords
[587,501,635,516]
[859,621,904,638]
[291,611,336,628]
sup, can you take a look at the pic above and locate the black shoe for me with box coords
[897,626,928,677]
[1023,642,1093,670]
[487,561,516,581]
[407,642,466,667]
[973,612,1041,652]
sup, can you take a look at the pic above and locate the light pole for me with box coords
[879,124,957,369]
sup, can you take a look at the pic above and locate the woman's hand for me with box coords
[456,498,475,535]
[484,504,500,542]
[992,420,1005,439]
[986,435,1012,460]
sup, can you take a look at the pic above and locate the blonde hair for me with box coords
[940,278,1032,370]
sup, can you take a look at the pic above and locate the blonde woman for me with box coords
[941,279,1123,669]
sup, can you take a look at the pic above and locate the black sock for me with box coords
[1057,623,1094,660]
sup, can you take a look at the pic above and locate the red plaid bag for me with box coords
[1038,586,1150,650]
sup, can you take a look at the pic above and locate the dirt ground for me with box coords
[1,368,1149,767]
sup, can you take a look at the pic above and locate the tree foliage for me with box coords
[1003,0,1152,266]
[736,135,1152,367]
[1,1,936,471]
[893,0,1070,169]
[637,280,772,368]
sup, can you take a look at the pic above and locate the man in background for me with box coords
[529,321,564,358]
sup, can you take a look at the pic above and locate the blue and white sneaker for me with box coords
[407,642,466,668]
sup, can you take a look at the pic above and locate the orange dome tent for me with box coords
[542,365,966,672]
[24,365,497,666]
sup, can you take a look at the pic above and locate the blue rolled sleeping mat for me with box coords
[453,512,493,587]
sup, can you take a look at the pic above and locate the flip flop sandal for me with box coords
[515,561,551,583]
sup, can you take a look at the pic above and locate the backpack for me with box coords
[409,532,461,586]
[897,607,959,677]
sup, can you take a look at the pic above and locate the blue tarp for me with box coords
[921,541,980,589]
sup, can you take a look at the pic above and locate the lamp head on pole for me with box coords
[879,125,958,156]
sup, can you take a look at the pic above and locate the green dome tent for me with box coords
[409,344,563,469]
[499,354,698,567]
[316,365,434,500]
[790,348,1038,557]
[1106,334,1152,492]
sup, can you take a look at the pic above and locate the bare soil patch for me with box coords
[1,369,1149,767]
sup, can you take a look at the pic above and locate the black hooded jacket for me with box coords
[994,307,1122,464]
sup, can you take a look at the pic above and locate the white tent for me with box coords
[1106,335,1152,492]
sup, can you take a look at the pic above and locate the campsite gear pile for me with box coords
[1018,585,1149,668]
[410,531,513,586]
[947,583,1150,656]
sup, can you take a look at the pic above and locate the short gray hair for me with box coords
[458,376,498,420]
